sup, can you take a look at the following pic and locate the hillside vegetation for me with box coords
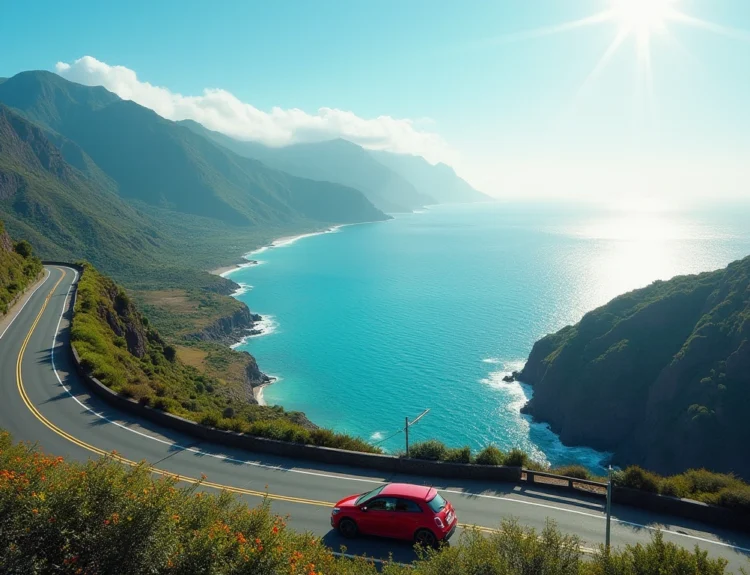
[1,430,743,575]
[180,120,435,213]
[71,264,378,453]
[0,219,42,314]
[520,255,750,479]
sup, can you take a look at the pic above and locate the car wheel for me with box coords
[338,518,358,539]
[414,528,438,548]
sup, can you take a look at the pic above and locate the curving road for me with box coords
[1,266,749,571]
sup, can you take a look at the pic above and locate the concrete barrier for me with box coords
[613,487,749,532]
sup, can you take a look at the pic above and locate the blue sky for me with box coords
[2,0,749,203]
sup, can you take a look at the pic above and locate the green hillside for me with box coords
[0,220,42,314]
[180,120,434,213]
[369,149,490,204]
[520,256,750,479]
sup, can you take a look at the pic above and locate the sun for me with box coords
[610,0,678,35]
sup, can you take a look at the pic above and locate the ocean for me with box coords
[226,201,750,473]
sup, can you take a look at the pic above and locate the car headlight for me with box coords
[331,507,341,515]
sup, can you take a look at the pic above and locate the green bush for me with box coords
[659,476,690,498]
[409,440,449,461]
[476,445,505,466]
[504,448,530,468]
[445,446,473,464]
[716,486,750,512]
[683,468,738,494]
[199,412,220,427]
[617,466,660,493]
[551,465,592,480]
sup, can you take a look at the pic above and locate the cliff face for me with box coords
[188,305,263,345]
[520,255,750,479]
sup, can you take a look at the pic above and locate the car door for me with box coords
[394,497,426,540]
[357,497,398,537]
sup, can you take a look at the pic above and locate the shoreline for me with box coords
[252,378,275,406]
[208,219,382,411]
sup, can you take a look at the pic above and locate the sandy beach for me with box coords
[253,379,275,406]
[209,263,244,276]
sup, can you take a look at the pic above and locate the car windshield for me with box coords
[355,485,385,505]
[427,492,447,513]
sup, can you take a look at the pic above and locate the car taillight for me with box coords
[331,507,341,515]
[434,516,445,529]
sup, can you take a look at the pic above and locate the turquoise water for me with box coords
[228,202,750,473]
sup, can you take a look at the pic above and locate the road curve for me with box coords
[1,266,749,571]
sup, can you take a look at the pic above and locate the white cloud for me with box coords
[55,56,457,166]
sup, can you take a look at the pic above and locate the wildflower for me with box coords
[272,526,279,534]
[32,509,39,514]
[236,532,247,545]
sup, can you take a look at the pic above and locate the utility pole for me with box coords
[405,409,430,458]
[605,465,613,551]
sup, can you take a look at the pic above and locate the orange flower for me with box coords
[236,532,247,545]
[272,526,279,534]
[32,509,39,514]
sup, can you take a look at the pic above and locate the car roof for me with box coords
[381,483,435,500]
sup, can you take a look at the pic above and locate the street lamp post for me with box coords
[605,464,613,551]
[404,409,430,458]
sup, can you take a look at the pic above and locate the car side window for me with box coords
[366,497,397,511]
[395,498,423,512]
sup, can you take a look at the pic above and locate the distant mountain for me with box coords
[0,71,387,228]
[179,120,433,213]
[519,256,750,479]
[368,150,489,204]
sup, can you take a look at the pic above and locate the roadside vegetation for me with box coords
[71,263,379,454]
[1,430,745,575]
[407,440,750,513]
[0,220,42,315]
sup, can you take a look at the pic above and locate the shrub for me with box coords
[222,407,236,419]
[586,531,730,575]
[659,476,691,498]
[409,440,449,461]
[682,468,738,494]
[475,445,505,466]
[716,486,750,512]
[617,466,660,493]
[504,448,529,468]
[551,465,591,480]
[13,240,33,258]
[199,412,220,427]
[445,446,473,464]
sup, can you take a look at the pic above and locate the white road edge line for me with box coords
[0,269,51,340]
[45,267,750,556]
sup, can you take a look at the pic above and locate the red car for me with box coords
[331,483,458,547]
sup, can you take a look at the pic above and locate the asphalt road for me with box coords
[1,266,749,571]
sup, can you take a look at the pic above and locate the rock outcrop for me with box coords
[187,305,263,346]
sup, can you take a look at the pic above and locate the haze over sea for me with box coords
[228,202,750,473]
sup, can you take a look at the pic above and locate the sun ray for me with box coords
[481,11,614,46]
[667,10,750,42]
[576,27,631,99]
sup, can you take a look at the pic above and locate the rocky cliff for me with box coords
[520,255,750,479]
[187,305,264,346]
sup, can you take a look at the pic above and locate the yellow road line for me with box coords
[15,268,595,555]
